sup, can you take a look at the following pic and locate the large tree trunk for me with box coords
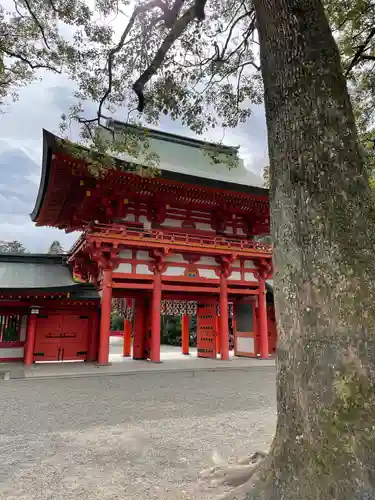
[246,0,375,498]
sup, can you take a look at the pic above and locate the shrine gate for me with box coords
[26,123,274,365]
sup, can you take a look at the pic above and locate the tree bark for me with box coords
[246,0,375,498]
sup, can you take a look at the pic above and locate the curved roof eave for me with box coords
[30,130,269,225]
[30,129,56,222]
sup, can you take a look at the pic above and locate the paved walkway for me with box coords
[1,338,275,380]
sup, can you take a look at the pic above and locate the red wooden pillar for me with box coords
[216,315,221,355]
[151,272,162,362]
[88,308,100,361]
[182,314,190,355]
[24,306,39,365]
[98,268,113,365]
[133,297,146,359]
[219,274,230,360]
[123,320,132,357]
[258,278,269,358]
[123,298,132,357]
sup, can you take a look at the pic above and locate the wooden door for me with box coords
[60,314,89,361]
[197,302,217,358]
[34,314,64,361]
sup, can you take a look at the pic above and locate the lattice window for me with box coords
[216,303,234,317]
[161,300,197,316]
[112,299,134,320]
[0,315,21,343]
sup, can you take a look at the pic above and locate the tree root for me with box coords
[199,450,267,499]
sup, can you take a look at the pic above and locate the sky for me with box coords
[0,67,268,253]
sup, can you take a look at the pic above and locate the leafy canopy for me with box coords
[1,0,374,168]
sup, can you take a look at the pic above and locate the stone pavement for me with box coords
[1,338,275,380]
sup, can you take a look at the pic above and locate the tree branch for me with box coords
[133,0,208,112]
[360,54,375,61]
[21,0,52,50]
[2,48,61,73]
[220,9,253,60]
[345,27,375,75]
[97,0,167,121]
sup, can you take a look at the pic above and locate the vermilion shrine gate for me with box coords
[0,123,275,365]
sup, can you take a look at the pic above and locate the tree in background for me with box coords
[48,240,64,254]
[110,312,124,332]
[0,240,27,253]
[2,0,375,497]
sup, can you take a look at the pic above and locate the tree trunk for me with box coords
[247,0,375,498]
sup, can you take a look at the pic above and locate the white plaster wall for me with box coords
[0,347,24,358]
[244,272,257,281]
[137,250,151,260]
[165,253,187,263]
[19,316,27,342]
[237,227,246,236]
[199,256,216,265]
[123,213,136,222]
[232,259,241,267]
[236,337,255,353]
[196,222,214,232]
[230,271,241,281]
[136,264,153,275]
[138,215,148,225]
[119,250,133,259]
[191,210,210,218]
[161,218,182,228]
[199,269,218,279]
[163,266,186,276]
[117,263,132,273]
[244,260,255,268]
[224,227,234,235]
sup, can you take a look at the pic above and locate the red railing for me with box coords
[72,222,272,255]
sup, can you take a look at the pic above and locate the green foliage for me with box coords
[1,0,375,176]
[161,315,182,345]
[0,240,27,253]
[110,312,124,331]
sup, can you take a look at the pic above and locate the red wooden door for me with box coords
[60,314,89,361]
[197,302,217,358]
[34,314,64,361]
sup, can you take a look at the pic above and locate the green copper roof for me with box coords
[0,254,99,298]
[108,120,264,188]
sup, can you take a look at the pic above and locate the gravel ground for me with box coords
[0,368,276,500]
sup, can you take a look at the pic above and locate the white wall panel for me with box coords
[199,256,216,265]
[163,267,186,276]
[165,253,187,263]
[119,250,133,259]
[137,251,151,260]
[19,316,27,342]
[244,260,255,268]
[117,263,132,273]
[244,272,256,281]
[236,337,255,353]
[196,223,214,231]
[199,269,218,279]
[0,347,24,358]
[229,272,241,281]
[136,264,153,275]
[161,218,182,228]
